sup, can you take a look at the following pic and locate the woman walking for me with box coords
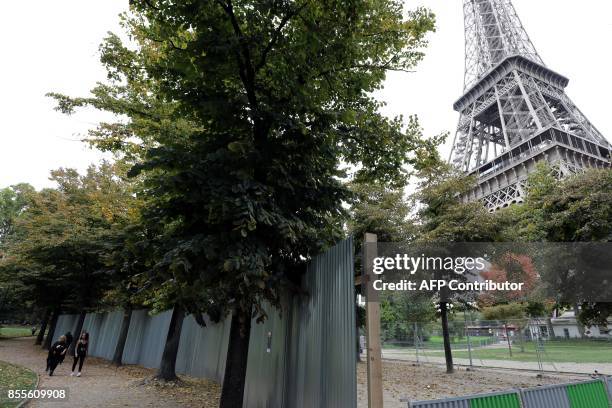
[46,335,68,376]
[71,332,89,377]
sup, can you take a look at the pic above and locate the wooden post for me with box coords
[363,233,383,408]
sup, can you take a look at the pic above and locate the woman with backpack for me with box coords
[46,335,68,376]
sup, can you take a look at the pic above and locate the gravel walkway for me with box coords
[357,359,588,408]
[0,337,220,407]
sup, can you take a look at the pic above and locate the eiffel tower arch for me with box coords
[449,0,611,211]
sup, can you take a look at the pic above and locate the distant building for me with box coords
[550,310,611,339]
[524,311,612,340]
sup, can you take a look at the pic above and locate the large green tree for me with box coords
[50,0,438,401]
[1,162,136,350]
[414,161,500,373]
[499,165,612,328]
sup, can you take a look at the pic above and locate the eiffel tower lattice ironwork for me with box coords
[449,0,611,211]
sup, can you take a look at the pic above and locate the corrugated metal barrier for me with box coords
[407,391,521,408]
[469,391,521,408]
[606,376,612,400]
[51,238,356,408]
[53,314,78,342]
[405,379,612,408]
[407,395,469,408]
[566,380,610,408]
[520,383,570,408]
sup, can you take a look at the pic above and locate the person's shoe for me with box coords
[76,372,81,377]
[49,371,54,376]
[70,372,74,376]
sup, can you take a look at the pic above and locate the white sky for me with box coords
[1,1,611,190]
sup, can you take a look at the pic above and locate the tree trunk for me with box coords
[68,310,87,356]
[35,308,51,345]
[504,322,513,357]
[156,306,185,381]
[440,301,454,374]
[42,306,60,350]
[546,318,555,340]
[220,306,252,408]
[112,306,133,366]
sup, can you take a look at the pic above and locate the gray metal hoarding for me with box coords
[82,310,124,360]
[121,309,173,368]
[175,313,231,382]
[51,238,356,407]
[520,383,571,408]
[405,396,469,408]
[52,314,78,342]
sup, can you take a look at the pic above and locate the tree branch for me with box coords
[255,2,310,72]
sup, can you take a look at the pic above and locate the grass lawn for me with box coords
[383,336,494,350]
[446,340,612,363]
[0,361,37,407]
[0,327,33,339]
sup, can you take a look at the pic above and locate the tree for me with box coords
[380,292,436,343]
[0,184,36,327]
[50,0,438,401]
[2,163,136,351]
[501,166,612,328]
[414,161,500,373]
[482,303,526,356]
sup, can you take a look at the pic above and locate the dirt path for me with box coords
[356,359,588,408]
[0,337,219,407]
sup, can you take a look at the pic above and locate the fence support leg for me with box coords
[364,233,383,408]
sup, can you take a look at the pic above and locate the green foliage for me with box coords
[499,166,612,326]
[416,162,499,242]
[0,162,138,313]
[481,303,526,321]
[48,0,439,326]
[0,184,34,245]
[380,292,436,341]
[347,181,416,243]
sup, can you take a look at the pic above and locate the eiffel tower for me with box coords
[449,0,611,211]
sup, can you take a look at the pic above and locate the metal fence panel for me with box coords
[53,314,78,342]
[82,310,124,360]
[606,376,612,401]
[566,380,610,408]
[520,383,570,408]
[281,237,356,408]
[51,238,356,408]
[175,314,231,382]
[407,391,520,408]
[407,396,469,408]
[469,392,521,408]
[122,309,172,368]
[243,303,288,408]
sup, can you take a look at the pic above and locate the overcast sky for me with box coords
[1,1,611,189]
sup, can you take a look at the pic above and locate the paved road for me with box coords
[0,337,188,407]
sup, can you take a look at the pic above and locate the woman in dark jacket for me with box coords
[58,331,73,365]
[47,335,68,376]
[71,332,89,377]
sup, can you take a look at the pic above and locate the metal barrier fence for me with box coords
[403,379,611,408]
[53,237,356,408]
[381,317,612,375]
[520,383,570,408]
[405,390,521,408]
